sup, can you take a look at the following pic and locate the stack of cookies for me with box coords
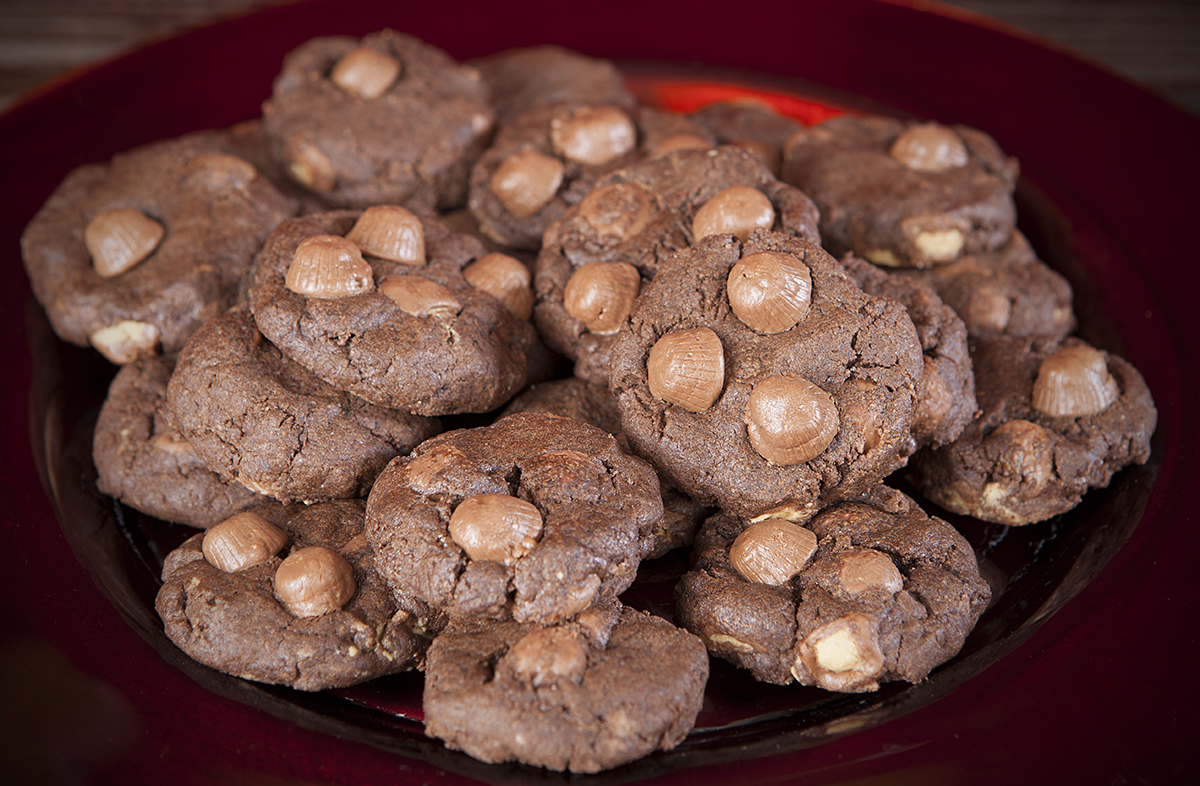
[21,29,1158,774]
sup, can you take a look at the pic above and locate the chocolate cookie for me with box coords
[501,377,712,557]
[21,134,297,364]
[466,100,645,251]
[167,304,439,504]
[841,254,977,448]
[610,231,924,522]
[93,354,267,528]
[907,335,1157,525]
[423,601,708,772]
[261,30,493,210]
[156,500,429,691]
[691,99,805,176]
[781,114,1018,268]
[676,488,990,691]
[894,229,1075,340]
[248,209,539,416]
[535,145,821,383]
[365,412,663,624]
[469,45,635,125]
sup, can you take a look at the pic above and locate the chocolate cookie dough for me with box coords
[365,412,663,624]
[261,30,493,210]
[781,114,1018,268]
[676,488,990,690]
[894,229,1075,340]
[610,231,924,522]
[423,601,708,772]
[93,354,267,529]
[167,304,439,504]
[908,335,1157,525]
[501,377,712,557]
[156,500,429,691]
[21,134,297,364]
[248,210,539,416]
[841,254,977,448]
[535,145,821,383]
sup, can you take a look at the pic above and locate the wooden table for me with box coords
[1,0,1197,118]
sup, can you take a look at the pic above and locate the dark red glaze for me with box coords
[1,1,1196,784]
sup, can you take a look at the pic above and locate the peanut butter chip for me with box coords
[549,105,636,166]
[331,46,402,99]
[562,261,640,335]
[490,150,565,217]
[346,205,425,265]
[745,375,839,465]
[729,519,818,586]
[284,137,336,191]
[838,549,904,596]
[202,512,289,573]
[1031,344,1120,417]
[85,208,165,278]
[273,546,357,618]
[693,186,775,242]
[448,493,543,566]
[889,123,969,172]
[379,275,461,318]
[90,320,160,365]
[647,327,725,412]
[285,235,375,298]
[726,251,812,333]
[463,253,534,320]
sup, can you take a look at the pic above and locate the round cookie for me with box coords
[690,99,806,176]
[167,304,440,504]
[423,602,708,773]
[610,231,924,522]
[535,145,821,383]
[248,210,539,416]
[501,377,712,557]
[841,254,977,448]
[364,412,663,624]
[20,134,297,364]
[93,354,268,528]
[156,499,429,691]
[466,99,654,252]
[894,229,1076,340]
[261,30,493,210]
[675,488,991,691]
[781,113,1018,268]
[469,44,635,125]
[907,335,1157,525]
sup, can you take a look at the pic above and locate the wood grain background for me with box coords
[1,0,1197,118]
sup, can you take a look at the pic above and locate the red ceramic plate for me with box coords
[2,1,1196,783]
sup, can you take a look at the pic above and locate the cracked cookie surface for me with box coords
[93,354,267,528]
[907,334,1157,525]
[534,145,820,383]
[364,412,663,624]
[167,304,439,504]
[423,602,708,773]
[21,133,296,362]
[676,488,991,691]
[249,210,539,416]
[610,231,923,522]
[156,499,428,691]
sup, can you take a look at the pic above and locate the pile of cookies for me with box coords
[21,29,1158,774]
